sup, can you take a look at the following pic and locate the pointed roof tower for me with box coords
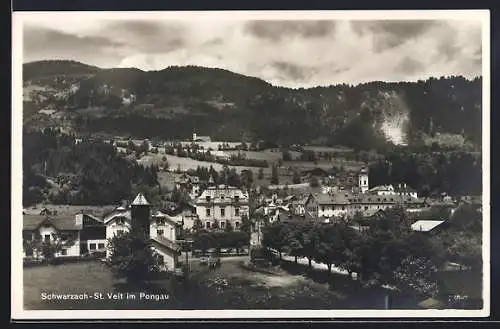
[132,193,150,206]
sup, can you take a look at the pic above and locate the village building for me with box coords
[103,193,182,271]
[304,190,427,220]
[174,173,201,200]
[23,214,82,258]
[77,211,107,255]
[167,203,198,231]
[195,184,249,230]
[192,132,211,143]
[368,183,418,199]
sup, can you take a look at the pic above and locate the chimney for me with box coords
[75,213,84,228]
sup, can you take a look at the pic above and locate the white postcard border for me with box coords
[11,9,491,320]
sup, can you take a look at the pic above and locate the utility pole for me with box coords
[177,239,194,280]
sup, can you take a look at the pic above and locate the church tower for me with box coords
[131,193,151,237]
[358,167,369,194]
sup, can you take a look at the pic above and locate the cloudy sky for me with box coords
[20,13,483,88]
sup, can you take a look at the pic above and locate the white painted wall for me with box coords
[150,220,177,242]
[153,246,178,272]
[87,239,107,252]
[106,221,131,240]
[318,205,348,218]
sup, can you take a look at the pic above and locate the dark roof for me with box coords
[309,192,425,206]
[132,193,150,206]
[151,236,181,253]
[311,192,351,205]
[303,168,329,177]
[23,215,82,231]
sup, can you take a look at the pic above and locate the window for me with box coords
[90,243,96,250]
[235,208,240,216]
[157,229,164,236]
[206,208,211,216]
[116,230,124,235]
[98,243,105,250]
[25,248,33,257]
[221,195,225,200]
[221,221,226,229]
[61,249,67,256]
[235,196,240,203]
[157,255,164,265]
[342,206,345,211]
[220,208,225,217]
[206,222,211,229]
[364,206,369,210]
[235,221,240,228]
[44,234,51,243]
[206,196,211,202]
[321,206,325,212]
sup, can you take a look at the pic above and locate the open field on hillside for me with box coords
[23,204,117,216]
[226,150,282,162]
[138,154,272,175]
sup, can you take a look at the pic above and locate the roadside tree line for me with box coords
[261,204,482,299]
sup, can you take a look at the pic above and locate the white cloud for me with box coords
[22,14,484,88]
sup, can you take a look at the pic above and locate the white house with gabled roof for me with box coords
[104,193,181,271]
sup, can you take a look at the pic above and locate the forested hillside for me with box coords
[23,128,159,206]
[23,60,482,151]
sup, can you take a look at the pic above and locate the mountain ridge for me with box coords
[23,59,481,89]
[22,60,482,151]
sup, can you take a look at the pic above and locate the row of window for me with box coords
[205,207,240,217]
[205,195,241,202]
[89,243,106,250]
[205,221,240,229]
[321,204,390,211]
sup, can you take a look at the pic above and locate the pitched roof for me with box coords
[411,220,445,232]
[152,210,180,226]
[23,215,82,231]
[132,193,150,206]
[312,192,351,205]
[369,185,394,192]
[104,211,132,224]
[363,208,386,218]
[151,235,181,253]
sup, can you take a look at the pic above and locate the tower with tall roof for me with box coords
[131,193,151,236]
[358,167,369,194]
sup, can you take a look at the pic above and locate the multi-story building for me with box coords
[368,183,418,199]
[103,193,182,271]
[304,190,427,219]
[23,214,82,258]
[22,194,182,272]
[195,184,249,231]
[174,173,201,200]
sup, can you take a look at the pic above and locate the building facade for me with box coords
[304,190,427,219]
[195,184,249,230]
[368,183,418,199]
[103,194,182,271]
[23,215,82,258]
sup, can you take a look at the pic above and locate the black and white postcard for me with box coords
[11,10,490,319]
